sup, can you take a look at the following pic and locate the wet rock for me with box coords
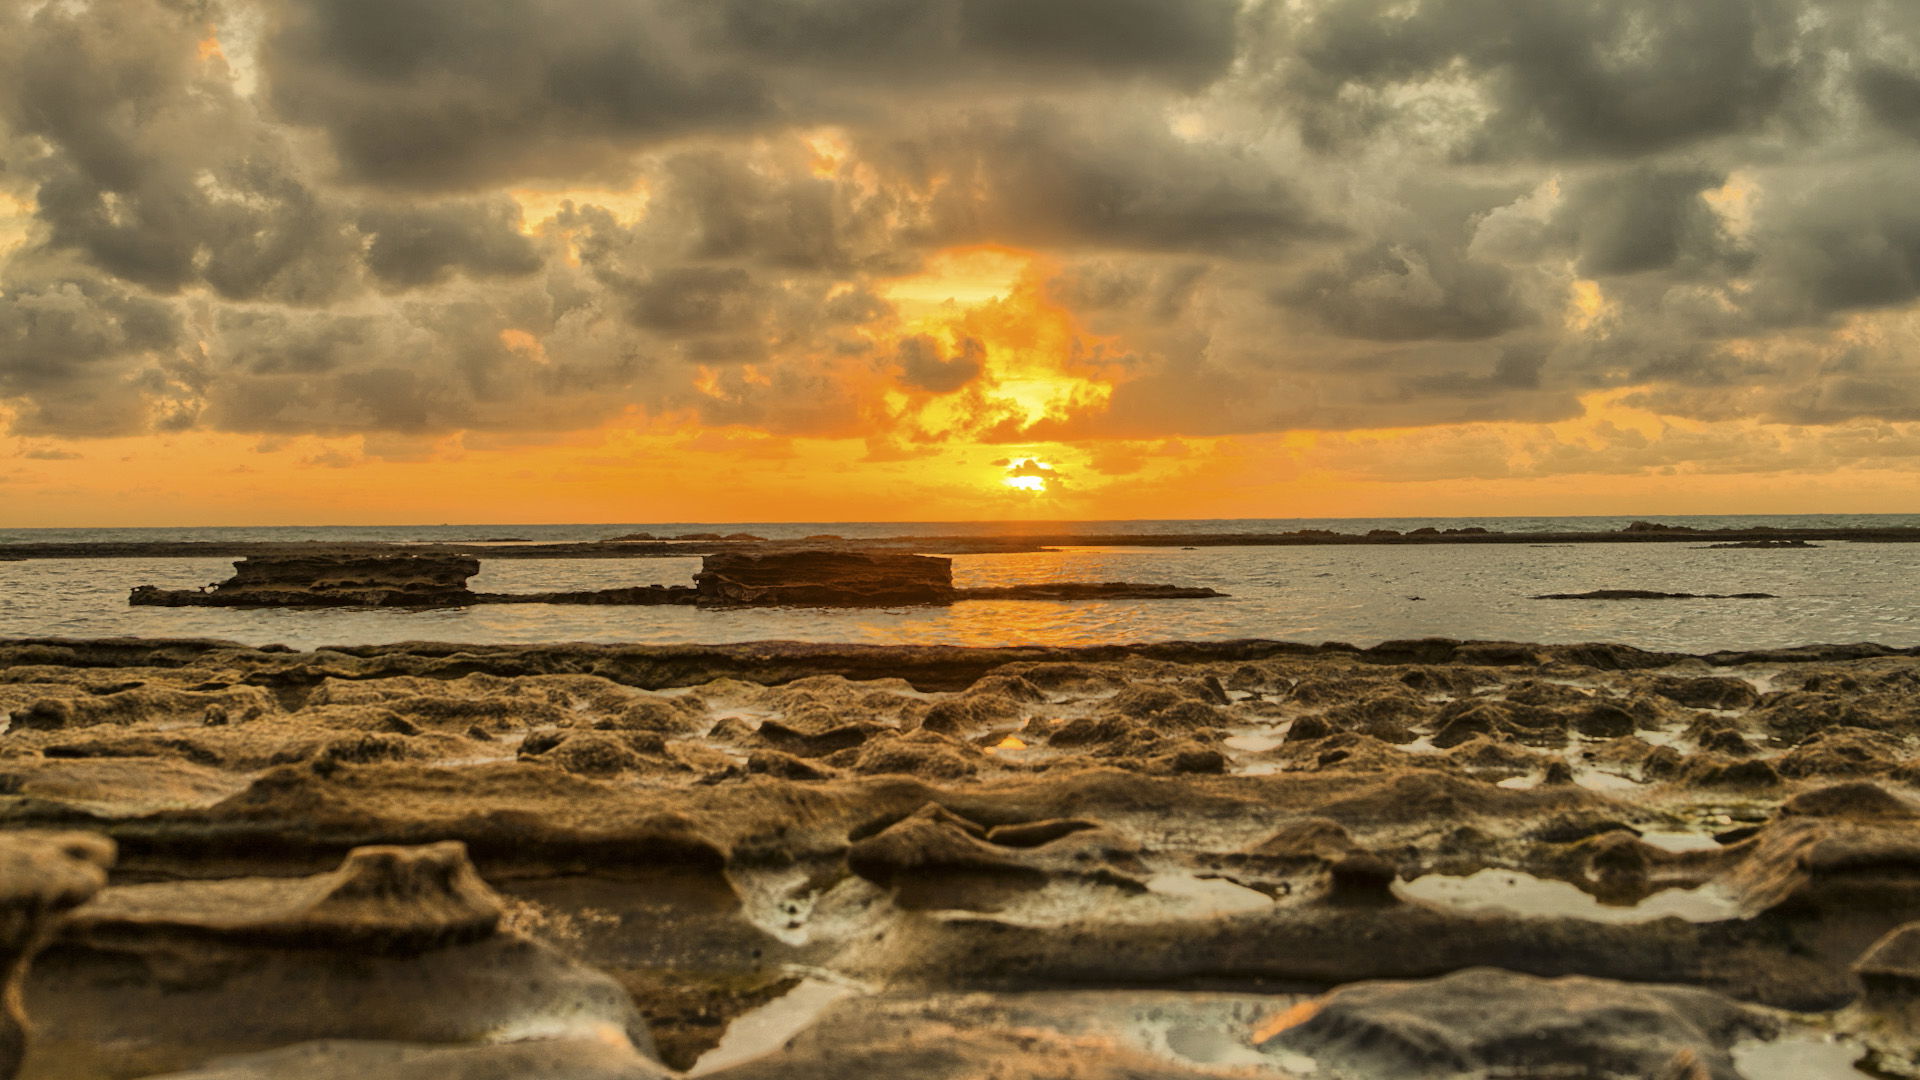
[1260,969,1764,1079]
[30,842,655,1077]
[131,555,482,608]
[842,732,979,779]
[1775,730,1903,778]
[916,695,1020,735]
[8,686,274,731]
[1286,715,1338,742]
[1751,691,1904,743]
[695,550,955,606]
[519,731,686,778]
[1676,755,1781,790]
[1574,701,1640,738]
[1245,818,1357,862]
[1146,743,1227,775]
[846,805,1138,908]
[601,697,707,735]
[1856,921,1920,1022]
[1644,676,1761,710]
[754,720,886,758]
[745,750,839,781]
[70,842,503,953]
[1,832,113,1079]
[1780,782,1918,820]
[1323,854,1399,906]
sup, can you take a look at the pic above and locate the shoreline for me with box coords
[5,523,1920,560]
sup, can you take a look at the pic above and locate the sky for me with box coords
[7,0,1920,525]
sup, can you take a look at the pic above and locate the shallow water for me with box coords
[3,537,1918,651]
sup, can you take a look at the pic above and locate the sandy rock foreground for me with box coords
[3,635,1920,1078]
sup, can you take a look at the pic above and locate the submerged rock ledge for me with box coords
[129,552,1226,610]
[5,633,1920,1075]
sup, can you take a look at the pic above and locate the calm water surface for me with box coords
[3,537,1915,652]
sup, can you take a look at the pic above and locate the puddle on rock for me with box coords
[1732,1032,1873,1078]
[1397,869,1744,924]
[688,977,859,1075]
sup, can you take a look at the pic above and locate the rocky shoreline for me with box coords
[4,634,1920,1077]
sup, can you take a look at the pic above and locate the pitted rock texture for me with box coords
[2,636,1920,1075]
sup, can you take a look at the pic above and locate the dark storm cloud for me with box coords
[625,267,766,336]
[1275,0,1799,159]
[704,0,1238,87]
[871,107,1334,255]
[263,0,1240,192]
[10,0,1920,463]
[262,0,775,189]
[1557,167,1749,279]
[896,335,985,394]
[4,0,362,303]
[0,278,182,436]
[358,199,543,290]
[1283,240,1528,342]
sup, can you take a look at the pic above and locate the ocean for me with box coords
[3,515,1918,652]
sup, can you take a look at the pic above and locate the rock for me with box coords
[1856,921,1920,1022]
[30,843,654,1076]
[1259,968,1762,1079]
[1,832,113,1079]
[694,550,956,606]
[131,555,482,608]
[1643,676,1761,710]
[847,805,1138,909]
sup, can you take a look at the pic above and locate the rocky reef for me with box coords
[5,634,1920,1075]
[128,551,1224,610]
[129,555,482,608]
[695,550,956,606]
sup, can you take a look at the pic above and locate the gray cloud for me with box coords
[4,0,1920,475]
[896,335,985,394]
[1275,0,1801,160]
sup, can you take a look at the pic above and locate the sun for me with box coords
[1004,475,1048,493]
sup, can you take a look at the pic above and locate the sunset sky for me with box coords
[7,0,1920,524]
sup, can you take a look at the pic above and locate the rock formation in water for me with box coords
[695,550,956,606]
[128,552,1227,609]
[129,555,481,608]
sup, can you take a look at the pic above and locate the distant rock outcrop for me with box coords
[128,551,1226,610]
[697,550,956,606]
[130,554,481,608]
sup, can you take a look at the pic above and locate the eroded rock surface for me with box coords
[1,635,1918,1075]
[1,832,113,1080]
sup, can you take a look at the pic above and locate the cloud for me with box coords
[5,0,1920,499]
[895,335,984,394]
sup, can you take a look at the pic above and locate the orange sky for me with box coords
[7,235,1920,525]
[7,234,1920,526]
[6,239,1920,526]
